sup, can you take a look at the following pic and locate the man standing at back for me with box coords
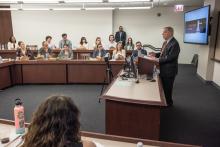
[115,26,126,47]
[149,26,180,106]
[59,33,72,49]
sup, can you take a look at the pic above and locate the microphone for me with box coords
[104,53,110,62]
[104,52,110,58]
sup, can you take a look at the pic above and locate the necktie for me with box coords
[120,32,122,41]
[160,41,167,57]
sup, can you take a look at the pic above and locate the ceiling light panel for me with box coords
[0,0,59,3]
[53,8,81,10]
[109,0,151,2]
[85,7,115,10]
[64,0,103,2]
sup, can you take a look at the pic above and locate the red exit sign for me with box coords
[174,4,184,12]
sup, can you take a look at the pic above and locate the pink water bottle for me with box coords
[14,98,25,134]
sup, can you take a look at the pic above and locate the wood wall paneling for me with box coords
[0,6,13,44]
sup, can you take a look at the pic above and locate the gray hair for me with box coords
[164,26,174,36]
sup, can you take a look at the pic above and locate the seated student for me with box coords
[132,41,147,62]
[59,33,73,49]
[124,37,134,51]
[78,37,89,50]
[45,35,56,49]
[112,42,126,60]
[106,34,116,50]
[7,36,18,50]
[21,95,96,147]
[58,44,73,60]
[93,37,102,50]
[38,41,53,59]
[16,41,34,60]
[92,44,106,60]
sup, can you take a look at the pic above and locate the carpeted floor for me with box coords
[160,64,220,147]
[0,64,220,147]
[0,84,105,133]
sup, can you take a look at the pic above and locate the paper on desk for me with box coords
[115,80,133,87]
[143,56,154,60]
[93,141,104,147]
[89,58,98,61]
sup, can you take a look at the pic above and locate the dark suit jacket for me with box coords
[115,31,126,45]
[132,49,147,61]
[16,48,34,60]
[157,37,180,77]
[92,49,106,58]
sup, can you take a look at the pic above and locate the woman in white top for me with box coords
[112,41,126,60]
[78,37,89,49]
[46,36,56,49]
[7,36,17,50]
[106,34,116,50]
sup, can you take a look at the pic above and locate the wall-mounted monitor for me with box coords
[184,5,210,45]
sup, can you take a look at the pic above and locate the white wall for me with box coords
[11,10,113,48]
[197,44,211,80]
[196,0,220,86]
[213,62,220,86]
[113,7,199,64]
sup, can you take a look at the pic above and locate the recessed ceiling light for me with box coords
[119,6,151,10]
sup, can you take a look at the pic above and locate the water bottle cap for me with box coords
[137,142,143,147]
[15,98,22,105]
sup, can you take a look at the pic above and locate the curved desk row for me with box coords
[0,60,124,89]
[0,119,201,147]
[0,49,133,60]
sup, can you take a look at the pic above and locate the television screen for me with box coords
[184,5,210,44]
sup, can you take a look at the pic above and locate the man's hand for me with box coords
[147,56,159,66]
[148,52,156,57]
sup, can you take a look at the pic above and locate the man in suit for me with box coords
[92,44,106,60]
[132,41,147,62]
[115,26,126,47]
[149,26,180,106]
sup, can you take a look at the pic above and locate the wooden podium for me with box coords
[101,69,166,140]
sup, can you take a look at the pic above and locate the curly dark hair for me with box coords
[21,95,81,147]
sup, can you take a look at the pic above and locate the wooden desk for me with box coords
[67,60,123,83]
[0,60,124,86]
[0,50,17,59]
[101,72,166,140]
[0,61,14,89]
[0,119,201,147]
[15,60,67,84]
[73,50,93,60]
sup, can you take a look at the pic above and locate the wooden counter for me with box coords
[0,60,124,88]
[0,61,14,89]
[101,72,166,140]
[0,119,201,147]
